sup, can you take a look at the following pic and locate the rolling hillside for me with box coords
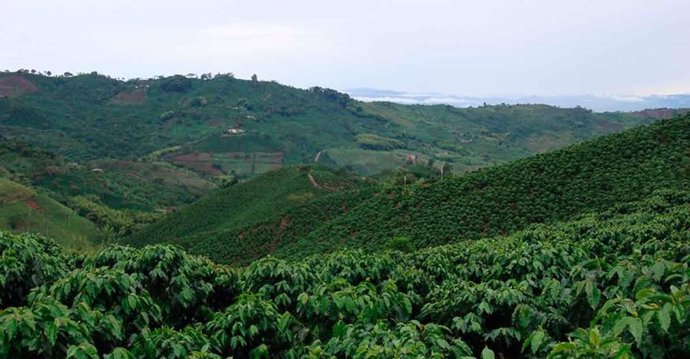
[128,165,371,249]
[0,177,100,251]
[126,114,690,264]
[0,140,217,246]
[0,140,215,211]
[1,71,679,180]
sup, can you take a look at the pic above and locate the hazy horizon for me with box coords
[2,0,689,97]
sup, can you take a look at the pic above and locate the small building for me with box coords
[226,128,246,134]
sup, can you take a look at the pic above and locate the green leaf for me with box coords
[586,282,601,310]
[628,318,643,345]
[658,303,671,333]
[531,330,545,353]
[4,317,17,341]
[481,346,495,359]
[66,343,98,359]
[651,261,665,281]
[45,321,58,346]
[615,317,643,345]
[332,321,347,338]
[109,348,133,359]
[589,327,600,347]
[250,343,269,359]
[126,294,137,311]
[297,292,309,305]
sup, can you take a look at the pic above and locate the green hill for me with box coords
[0,177,100,251]
[128,165,370,250]
[0,141,217,245]
[126,114,690,264]
[1,71,679,180]
[0,140,214,212]
[2,71,684,244]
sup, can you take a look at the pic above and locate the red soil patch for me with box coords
[170,152,223,175]
[0,76,39,97]
[110,88,147,105]
[213,151,284,165]
[25,198,42,212]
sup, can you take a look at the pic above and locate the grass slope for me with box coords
[0,177,100,251]
[128,114,690,264]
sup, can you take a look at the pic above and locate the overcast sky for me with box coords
[1,0,689,96]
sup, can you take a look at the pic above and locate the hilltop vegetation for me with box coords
[127,114,690,264]
[0,71,677,180]
[2,188,689,358]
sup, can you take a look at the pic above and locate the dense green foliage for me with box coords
[128,165,370,249]
[128,115,690,264]
[2,70,690,358]
[0,72,671,180]
[2,189,689,358]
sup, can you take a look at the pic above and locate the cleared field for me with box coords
[168,151,284,177]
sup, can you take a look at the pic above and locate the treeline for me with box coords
[2,189,689,358]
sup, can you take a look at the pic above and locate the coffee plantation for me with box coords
[2,189,689,358]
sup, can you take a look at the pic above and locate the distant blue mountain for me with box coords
[344,88,690,112]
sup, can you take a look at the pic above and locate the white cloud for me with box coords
[196,22,307,55]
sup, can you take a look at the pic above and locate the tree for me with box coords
[160,75,192,93]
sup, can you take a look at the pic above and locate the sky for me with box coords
[1,0,689,97]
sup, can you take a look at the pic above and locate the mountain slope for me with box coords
[127,114,690,264]
[0,71,674,180]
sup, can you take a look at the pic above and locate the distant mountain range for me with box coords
[345,88,690,112]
